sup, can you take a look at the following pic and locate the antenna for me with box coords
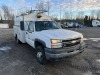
[16,6,47,17]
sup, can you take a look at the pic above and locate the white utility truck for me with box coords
[92,20,100,27]
[14,10,85,64]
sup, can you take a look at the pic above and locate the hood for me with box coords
[37,29,82,40]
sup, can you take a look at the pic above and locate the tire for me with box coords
[15,36,21,44]
[98,25,100,27]
[36,45,46,65]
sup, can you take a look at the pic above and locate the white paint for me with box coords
[37,29,83,39]
[14,11,84,49]
[0,46,11,51]
[0,24,9,28]
[96,59,100,63]
[83,71,92,75]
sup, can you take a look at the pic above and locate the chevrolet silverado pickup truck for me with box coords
[14,10,85,64]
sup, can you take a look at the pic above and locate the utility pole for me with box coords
[48,0,50,16]
[60,5,62,23]
[0,12,1,20]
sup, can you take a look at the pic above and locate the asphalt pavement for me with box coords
[0,28,100,75]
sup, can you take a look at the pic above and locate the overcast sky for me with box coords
[0,0,100,18]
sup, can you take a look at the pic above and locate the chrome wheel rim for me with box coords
[37,52,42,60]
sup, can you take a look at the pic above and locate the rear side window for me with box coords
[20,21,24,30]
[28,22,34,32]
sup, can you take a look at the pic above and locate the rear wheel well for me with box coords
[15,34,22,44]
[15,34,17,40]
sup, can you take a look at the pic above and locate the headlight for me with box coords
[51,43,62,48]
[51,39,62,48]
[51,39,61,44]
[81,35,83,39]
[81,35,84,42]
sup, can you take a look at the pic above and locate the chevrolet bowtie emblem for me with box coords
[71,40,76,43]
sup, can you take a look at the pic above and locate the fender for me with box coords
[34,39,46,48]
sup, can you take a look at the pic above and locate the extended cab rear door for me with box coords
[25,21,35,48]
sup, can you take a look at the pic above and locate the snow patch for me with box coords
[88,38,100,42]
[83,71,92,75]
[0,24,9,28]
[0,46,11,51]
[83,38,100,42]
[96,59,100,63]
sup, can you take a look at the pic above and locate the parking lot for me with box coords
[0,27,100,75]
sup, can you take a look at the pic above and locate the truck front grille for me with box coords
[62,38,81,47]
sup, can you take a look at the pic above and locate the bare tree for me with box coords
[1,5,14,20]
[64,11,70,19]
[35,2,45,12]
[35,0,51,15]
[77,11,84,19]
[96,10,100,19]
[91,10,96,19]
[44,0,51,16]
[51,14,58,20]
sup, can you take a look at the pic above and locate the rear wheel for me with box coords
[15,36,21,44]
[98,25,100,27]
[36,45,46,65]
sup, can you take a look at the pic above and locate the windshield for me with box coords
[35,21,61,31]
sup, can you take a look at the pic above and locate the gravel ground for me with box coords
[0,27,100,75]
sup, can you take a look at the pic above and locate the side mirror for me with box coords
[20,21,24,30]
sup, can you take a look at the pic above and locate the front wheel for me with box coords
[36,45,46,65]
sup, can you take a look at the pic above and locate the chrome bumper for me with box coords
[45,42,85,60]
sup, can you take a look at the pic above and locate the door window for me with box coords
[28,22,34,33]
